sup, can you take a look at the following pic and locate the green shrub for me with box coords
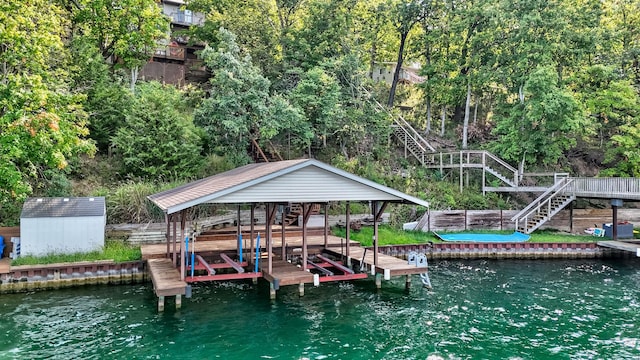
[111,82,204,179]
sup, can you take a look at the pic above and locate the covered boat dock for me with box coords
[146,159,430,307]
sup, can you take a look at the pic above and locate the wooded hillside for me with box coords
[1,0,638,225]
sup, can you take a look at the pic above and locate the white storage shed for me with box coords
[20,197,106,256]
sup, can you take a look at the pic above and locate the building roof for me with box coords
[148,159,430,214]
[21,197,106,218]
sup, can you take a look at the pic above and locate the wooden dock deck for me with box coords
[262,260,315,287]
[141,235,356,260]
[325,246,430,277]
[598,240,640,257]
[147,258,187,311]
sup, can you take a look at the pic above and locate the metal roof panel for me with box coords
[21,197,106,218]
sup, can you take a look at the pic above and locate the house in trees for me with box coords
[370,62,424,85]
[140,0,208,86]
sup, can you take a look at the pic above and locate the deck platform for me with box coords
[147,258,187,311]
[262,260,315,287]
[325,246,429,277]
[141,235,356,260]
[598,240,640,257]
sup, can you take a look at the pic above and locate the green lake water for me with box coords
[1,258,639,359]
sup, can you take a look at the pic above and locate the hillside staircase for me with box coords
[384,113,640,233]
[249,139,284,163]
[248,141,321,226]
[280,203,321,226]
[510,178,576,234]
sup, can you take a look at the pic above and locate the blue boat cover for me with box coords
[434,231,530,243]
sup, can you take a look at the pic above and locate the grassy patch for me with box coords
[11,239,141,266]
[333,226,437,246]
[332,226,600,246]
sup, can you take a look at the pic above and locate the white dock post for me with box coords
[270,283,277,300]
[158,296,165,312]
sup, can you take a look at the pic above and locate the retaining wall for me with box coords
[376,242,625,260]
[0,260,145,294]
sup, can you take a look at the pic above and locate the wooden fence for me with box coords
[414,208,640,233]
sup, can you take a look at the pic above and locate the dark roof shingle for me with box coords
[21,197,106,218]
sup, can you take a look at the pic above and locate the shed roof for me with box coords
[21,197,106,218]
[148,159,429,214]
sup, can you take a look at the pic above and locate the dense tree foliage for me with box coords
[112,82,203,179]
[3,0,640,225]
[0,0,95,213]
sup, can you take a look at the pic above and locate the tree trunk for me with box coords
[440,106,447,137]
[473,95,478,125]
[369,42,377,79]
[388,31,408,107]
[462,81,471,149]
[130,66,139,92]
[426,95,432,134]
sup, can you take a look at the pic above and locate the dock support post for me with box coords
[175,294,182,309]
[405,275,411,290]
[375,273,382,289]
[158,296,165,312]
[252,277,258,285]
[269,283,276,300]
[299,283,305,297]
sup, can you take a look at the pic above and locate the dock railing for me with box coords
[425,150,519,187]
[563,177,640,200]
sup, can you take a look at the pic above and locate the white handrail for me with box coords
[511,178,574,221]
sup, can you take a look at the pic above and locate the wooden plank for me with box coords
[262,260,315,286]
[185,272,262,283]
[147,258,186,297]
[306,259,334,276]
[316,254,354,274]
[220,253,245,273]
[195,255,215,275]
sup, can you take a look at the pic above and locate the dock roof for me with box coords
[148,159,429,214]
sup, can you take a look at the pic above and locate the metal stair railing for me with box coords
[482,151,519,186]
[393,115,436,153]
[511,177,575,233]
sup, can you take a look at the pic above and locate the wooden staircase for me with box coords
[281,203,321,226]
[361,86,437,160]
[511,178,576,234]
[246,142,321,227]
[390,117,436,165]
[249,139,284,163]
